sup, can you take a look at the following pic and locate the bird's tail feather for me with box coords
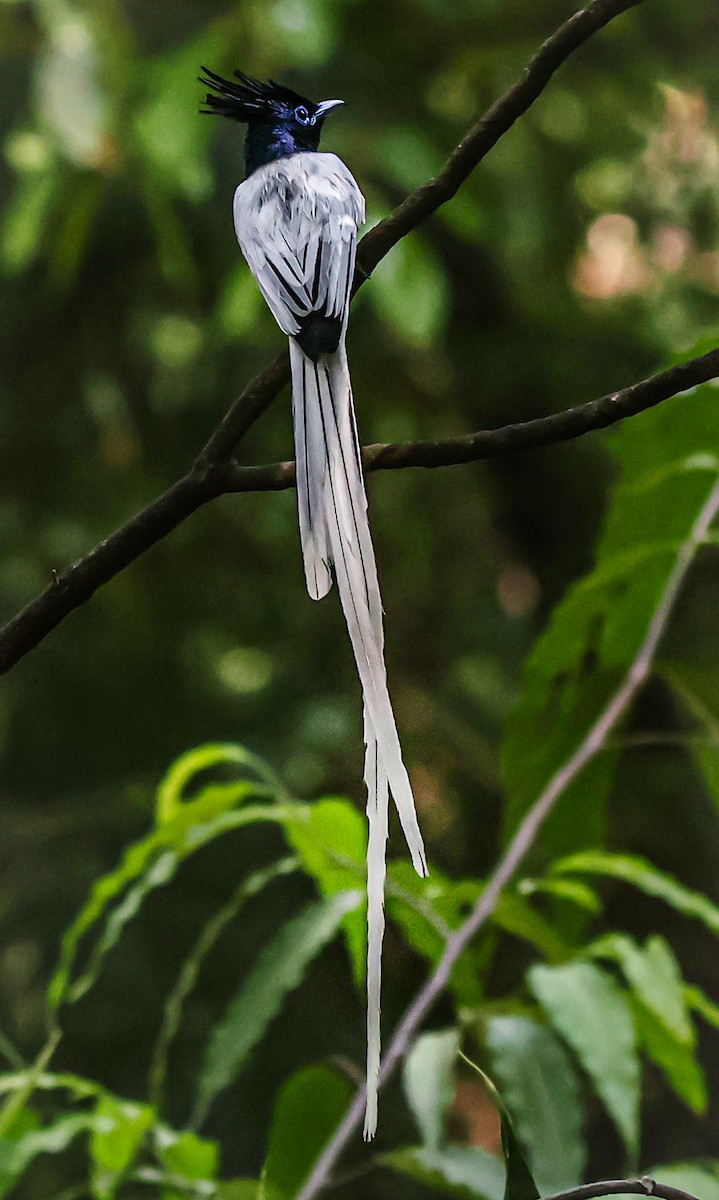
[289,339,428,1138]
[290,340,332,600]
[362,714,388,1141]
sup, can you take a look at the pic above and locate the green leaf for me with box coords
[589,934,706,1113]
[528,961,640,1158]
[49,744,293,1009]
[155,1127,218,1182]
[217,1183,261,1200]
[149,858,299,1110]
[262,1066,352,1200]
[502,381,719,856]
[492,893,571,962]
[90,1096,154,1199]
[403,1029,459,1150]
[286,798,366,984]
[485,1016,585,1193]
[194,890,362,1125]
[382,1145,505,1200]
[385,862,484,1007]
[0,1114,96,1198]
[552,850,719,936]
[685,983,719,1029]
[49,802,293,1009]
[155,742,284,825]
[458,1055,539,1200]
[518,877,602,914]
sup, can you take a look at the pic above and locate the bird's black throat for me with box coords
[244,119,321,176]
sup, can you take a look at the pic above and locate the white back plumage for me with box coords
[234,150,427,1138]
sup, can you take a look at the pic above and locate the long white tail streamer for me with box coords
[289,337,428,1137]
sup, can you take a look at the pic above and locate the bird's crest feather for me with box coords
[199,67,310,122]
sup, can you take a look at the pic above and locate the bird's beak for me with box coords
[315,99,344,119]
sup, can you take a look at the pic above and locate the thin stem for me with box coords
[0,1023,62,1140]
[295,476,719,1200]
[0,1029,27,1072]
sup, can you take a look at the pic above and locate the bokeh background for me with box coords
[3,0,719,1193]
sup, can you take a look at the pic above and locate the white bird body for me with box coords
[233,148,427,1138]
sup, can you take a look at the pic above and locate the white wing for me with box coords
[233,152,365,336]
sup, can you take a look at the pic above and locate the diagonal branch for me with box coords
[295,473,719,1200]
[1,345,717,676]
[0,0,648,676]
[195,0,647,464]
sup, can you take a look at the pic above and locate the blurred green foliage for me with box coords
[3,0,719,1196]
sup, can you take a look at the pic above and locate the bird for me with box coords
[200,66,428,1138]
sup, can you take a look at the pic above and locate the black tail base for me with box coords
[294,313,342,361]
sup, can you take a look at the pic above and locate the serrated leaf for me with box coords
[0,1114,96,1198]
[194,890,361,1125]
[589,934,706,1113]
[528,961,640,1157]
[383,1145,505,1200]
[485,1016,584,1193]
[262,1066,352,1200]
[403,1029,459,1151]
[632,1001,706,1115]
[552,851,719,937]
[90,1096,154,1199]
[286,799,366,984]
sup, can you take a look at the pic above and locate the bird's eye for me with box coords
[294,105,310,125]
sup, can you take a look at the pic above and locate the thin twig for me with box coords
[0,0,649,677]
[295,476,719,1200]
[543,1180,706,1200]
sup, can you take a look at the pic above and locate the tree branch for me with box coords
[0,0,649,675]
[295,475,719,1200]
[1,345,717,676]
[356,0,645,276]
[223,345,719,493]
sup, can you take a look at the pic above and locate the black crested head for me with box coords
[199,67,343,176]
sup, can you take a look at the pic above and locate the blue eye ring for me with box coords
[294,104,312,126]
